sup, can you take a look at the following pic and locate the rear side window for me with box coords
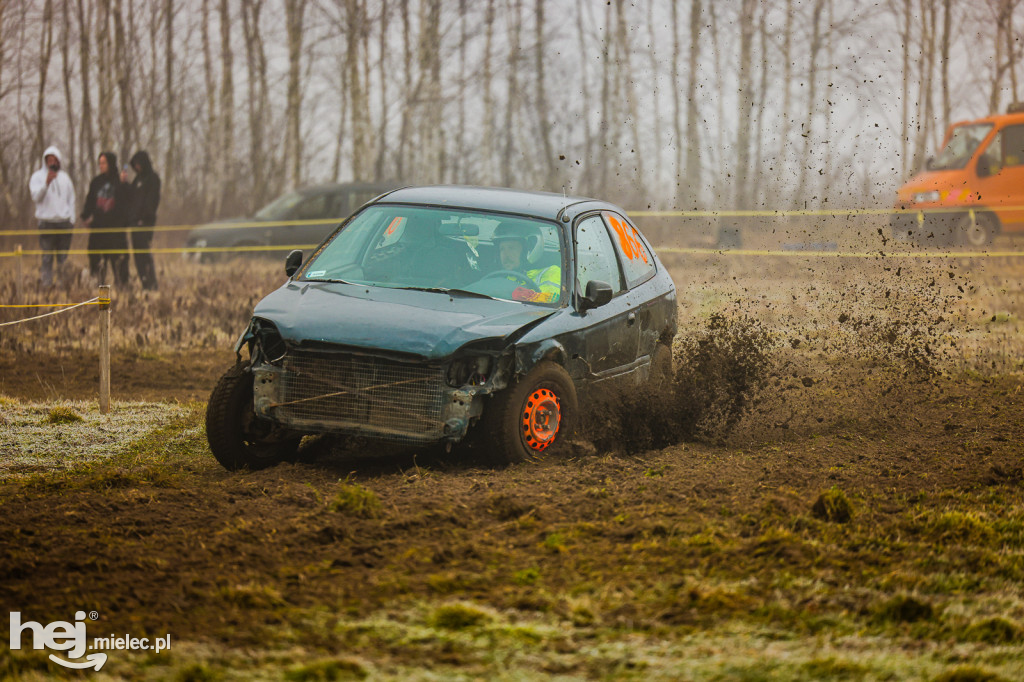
[330,193,350,218]
[602,211,655,288]
[295,195,328,220]
[1002,124,1024,167]
[575,216,624,295]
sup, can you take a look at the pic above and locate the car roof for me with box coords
[301,181,401,197]
[951,112,1024,128]
[375,185,620,222]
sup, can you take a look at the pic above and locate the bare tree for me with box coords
[481,0,495,183]
[95,0,114,149]
[502,0,522,187]
[534,0,555,186]
[214,0,234,210]
[734,0,757,209]
[32,0,54,164]
[396,0,413,181]
[162,0,177,200]
[374,0,390,181]
[794,0,825,208]
[112,0,135,155]
[240,0,269,208]
[284,0,307,188]
[684,0,701,204]
[347,0,372,179]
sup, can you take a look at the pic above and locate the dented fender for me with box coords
[513,339,567,375]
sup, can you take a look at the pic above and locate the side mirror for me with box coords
[925,155,935,171]
[579,280,613,312]
[285,249,303,277]
[977,156,993,178]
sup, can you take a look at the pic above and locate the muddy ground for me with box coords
[1,248,1023,680]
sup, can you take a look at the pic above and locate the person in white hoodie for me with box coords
[29,145,76,287]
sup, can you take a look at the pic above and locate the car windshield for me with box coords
[300,204,566,307]
[253,191,305,220]
[929,124,994,170]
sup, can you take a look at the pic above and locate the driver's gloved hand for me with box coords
[512,286,555,303]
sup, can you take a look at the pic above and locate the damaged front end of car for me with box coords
[234,317,521,445]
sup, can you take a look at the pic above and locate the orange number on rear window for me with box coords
[385,216,404,235]
[604,212,648,263]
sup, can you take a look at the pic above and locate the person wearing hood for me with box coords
[127,150,161,290]
[29,145,76,287]
[80,151,131,286]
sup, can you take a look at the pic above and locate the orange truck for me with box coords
[891,104,1024,246]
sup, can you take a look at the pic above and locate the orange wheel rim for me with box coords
[521,388,561,451]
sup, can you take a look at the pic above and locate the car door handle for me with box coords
[627,312,636,326]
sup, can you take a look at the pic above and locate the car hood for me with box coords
[254,281,556,360]
[896,170,974,204]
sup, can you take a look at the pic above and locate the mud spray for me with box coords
[588,252,1017,455]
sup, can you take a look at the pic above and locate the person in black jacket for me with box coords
[128,151,161,290]
[81,151,131,286]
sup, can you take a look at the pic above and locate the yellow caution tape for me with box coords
[4,243,1024,259]
[4,204,1022,238]
[0,217,349,237]
[0,244,318,257]
[0,297,101,327]
[0,301,105,308]
[658,247,1024,258]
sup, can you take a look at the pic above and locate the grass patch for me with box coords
[962,617,1023,645]
[329,484,382,518]
[284,658,368,681]
[430,602,494,630]
[217,583,287,609]
[932,665,1010,682]
[929,511,997,546]
[175,663,224,682]
[513,567,540,585]
[43,405,83,424]
[543,532,567,553]
[800,656,871,679]
[811,486,854,523]
[872,594,936,624]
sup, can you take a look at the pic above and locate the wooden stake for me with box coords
[99,284,111,414]
[15,244,22,303]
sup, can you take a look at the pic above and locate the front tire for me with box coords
[478,361,578,465]
[959,212,995,247]
[205,363,301,470]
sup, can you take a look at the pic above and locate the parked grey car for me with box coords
[185,182,399,258]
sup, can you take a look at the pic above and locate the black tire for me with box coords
[205,363,301,470]
[476,361,578,465]
[959,212,995,248]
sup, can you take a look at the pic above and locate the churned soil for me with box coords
[0,372,1022,679]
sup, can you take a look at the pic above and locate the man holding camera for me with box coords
[28,145,76,287]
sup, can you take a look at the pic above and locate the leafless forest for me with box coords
[1,0,1023,225]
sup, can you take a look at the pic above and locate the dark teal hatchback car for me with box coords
[206,185,677,468]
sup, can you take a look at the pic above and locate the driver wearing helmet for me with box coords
[492,222,561,303]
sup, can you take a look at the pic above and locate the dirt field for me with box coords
[1,246,1023,680]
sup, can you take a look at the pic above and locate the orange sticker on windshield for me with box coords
[385,216,404,235]
[604,212,648,263]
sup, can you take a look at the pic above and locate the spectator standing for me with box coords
[81,151,131,286]
[128,150,161,290]
[28,145,76,287]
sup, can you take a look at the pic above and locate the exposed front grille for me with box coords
[276,350,446,441]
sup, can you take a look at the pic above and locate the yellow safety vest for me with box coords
[509,265,561,303]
